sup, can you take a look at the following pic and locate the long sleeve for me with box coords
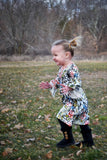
[66,65,81,90]
[49,63,82,99]
[59,64,83,99]
[49,78,59,97]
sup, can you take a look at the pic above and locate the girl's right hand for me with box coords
[39,81,52,89]
[60,84,73,95]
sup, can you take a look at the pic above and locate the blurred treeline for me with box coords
[0,0,107,57]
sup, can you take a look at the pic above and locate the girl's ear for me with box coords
[66,51,71,58]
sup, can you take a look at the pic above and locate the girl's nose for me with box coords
[53,56,55,61]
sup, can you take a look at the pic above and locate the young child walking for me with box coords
[40,36,94,148]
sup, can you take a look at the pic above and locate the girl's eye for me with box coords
[53,53,58,57]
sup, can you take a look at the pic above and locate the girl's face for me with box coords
[51,45,66,66]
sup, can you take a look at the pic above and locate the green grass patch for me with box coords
[0,61,107,160]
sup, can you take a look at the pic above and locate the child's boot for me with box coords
[76,125,94,147]
[56,129,75,148]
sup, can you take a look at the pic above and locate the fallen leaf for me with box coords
[47,125,52,128]
[6,140,12,144]
[24,143,32,147]
[14,123,24,129]
[1,108,10,113]
[92,146,96,149]
[100,104,104,108]
[2,147,13,156]
[16,157,22,160]
[45,136,56,141]
[70,145,76,149]
[17,140,21,143]
[101,96,107,101]
[24,113,28,117]
[26,137,35,142]
[35,97,40,101]
[61,156,73,160]
[96,118,99,121]
[24,129,32,133]
[80,142,83,149]
[38,106,45,110]
[101,97,104,101]
[76,150,82,156]
[41,129,45,133]
[45,114,51,122]
[0,89,3,94]
[0,141,6,145]
[0,101,3,105]
[44,144,50,148]
[11,100,17,104]
[35,119,40,122]
[68,153,74,157]
[92,119,99,125]
[92,134,102,138]
[38,115,42,119]
[28,156,31,160]
[14,148,18,152]
[46,150,53,159]
[97,104,104,108]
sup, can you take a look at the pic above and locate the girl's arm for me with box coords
[61,66,81,95]
[40,78,59,97]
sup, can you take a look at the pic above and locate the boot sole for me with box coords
[75,141,95,148]
[56,143,75,148]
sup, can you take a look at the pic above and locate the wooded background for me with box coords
[0,0,107,59]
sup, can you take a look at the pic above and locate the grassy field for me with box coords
[0,61,107,160]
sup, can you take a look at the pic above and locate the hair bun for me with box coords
[69,36,83,49]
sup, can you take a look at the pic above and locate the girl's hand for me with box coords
[39,81,52,89]
[61,84,73,94]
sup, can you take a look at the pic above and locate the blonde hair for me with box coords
[52,36,83,57]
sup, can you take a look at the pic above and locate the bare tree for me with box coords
[0,0,107,57]
[0,0,67,55]
[79,0,107,53]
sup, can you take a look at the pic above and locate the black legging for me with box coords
[58,119,90,132]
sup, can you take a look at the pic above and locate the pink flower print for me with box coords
[66,102,72,107]
[80,113,86,120]
[55,79,60,85]
[85,120,89,125]
[70,71,74,78]
[81,116,84,120]
[67,121,72,127]
[68,110,74,118]
[51,80,56,86]
[50,79,59,88]
[74,66,78,70]
[59,71,63,78]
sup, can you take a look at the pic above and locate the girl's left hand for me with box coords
[39,81,52,89]
[61,84,72,94]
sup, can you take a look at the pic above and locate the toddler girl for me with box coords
[40,36,94,148]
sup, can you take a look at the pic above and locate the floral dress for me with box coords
[50,62,90,126]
